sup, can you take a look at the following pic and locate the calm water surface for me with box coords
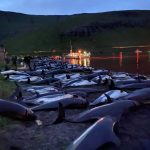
[67,50,150,75]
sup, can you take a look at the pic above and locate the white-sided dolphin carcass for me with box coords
[67,117,120,150]
[31,96,87,111]
[0,99,37,121]
[53,100,137,124]
[90,90,128,106]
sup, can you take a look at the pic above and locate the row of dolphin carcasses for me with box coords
[0,56,150,149]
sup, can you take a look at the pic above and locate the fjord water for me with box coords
[68,50,150,75]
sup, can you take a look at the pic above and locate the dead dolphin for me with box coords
[27,77,60,85]
[90,90,128,106]
[67,117,120,150]
[62,78,86,87]
[64,88,102,94]
[0,99,37,120]
[121,88,150,104]
[108,79,150,90]
[22,93,74,105]
[53,100,137,124]
[25,85,58,95]
[1,70,29,76]
[66,91,87,98]
[67,68,92,73]
[18,76,43,83]
[117,83,150,90]
[32,96,87,111]
[69,80,97,87]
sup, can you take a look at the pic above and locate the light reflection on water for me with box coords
[68,58,90,67]
[67,50,150,75]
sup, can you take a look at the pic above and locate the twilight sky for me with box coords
[0,0,150,15]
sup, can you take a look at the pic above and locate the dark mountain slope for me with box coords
[0,10,150,55]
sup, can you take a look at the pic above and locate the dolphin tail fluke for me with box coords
[110,132,120,147]
[52,102,65,124]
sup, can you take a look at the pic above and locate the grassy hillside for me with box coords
[0,10,150,55]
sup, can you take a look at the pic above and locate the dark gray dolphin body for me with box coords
[115,79,145,85]
[32,97,87,111]
[54,100,136,123]
[67,117,120,150]
[108,79,150,90]
[64,88,101,94]
[121,88,150,104]
[46,69,69,75]
[62,79,84,87]
[79,72,102,80]
[17,89,63,101]
[67,68,92,73]
[66,91,87,98]
[117,83,150,90]
[0,99,37,120]
[2,71,29,76]
[28,77,60,85]
[26,70,46,76]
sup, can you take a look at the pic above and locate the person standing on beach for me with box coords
[24,56,32,70]
[11,55,18,70]
[4,56,10,70]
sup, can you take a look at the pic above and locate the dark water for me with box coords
[67,50,150,75]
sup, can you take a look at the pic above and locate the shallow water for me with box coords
[67,50,150,75]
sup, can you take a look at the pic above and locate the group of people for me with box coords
[4,55,32,71]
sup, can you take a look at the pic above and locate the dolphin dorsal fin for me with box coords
[52,102,65,124]
[66,74,70,79]
[108,79,115,90]
[104,94,112,103]
[27,77,30,84]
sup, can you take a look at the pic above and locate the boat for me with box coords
[65,40,91,59]
[65,49,91,59]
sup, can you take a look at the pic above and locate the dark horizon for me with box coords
[0,9,150,16]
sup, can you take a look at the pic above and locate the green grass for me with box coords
[0,63,16,128]
[0,74,16,99]
[0,117,10,128]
